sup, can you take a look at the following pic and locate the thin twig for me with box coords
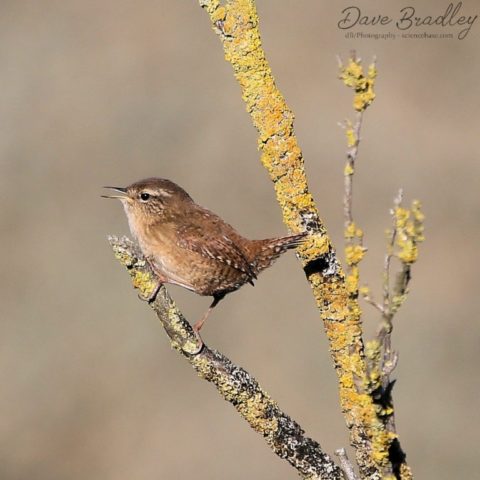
[383,189,403,317]
[335,448,360,480]
[360,290,385,314]
[343,110,364,231]
[378,189,403,383]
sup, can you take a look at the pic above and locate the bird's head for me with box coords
[102,177,193,224]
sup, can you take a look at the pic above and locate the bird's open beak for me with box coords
[101,186,129,200]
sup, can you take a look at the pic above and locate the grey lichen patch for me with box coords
[150,287,202,354]
[108,234,342,478]
[190,349,340,478]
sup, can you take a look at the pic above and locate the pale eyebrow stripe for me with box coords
[141,189,172,197]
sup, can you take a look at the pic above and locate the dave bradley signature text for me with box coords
[338,3,477,40]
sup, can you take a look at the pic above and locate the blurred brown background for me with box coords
[1,1,479,478]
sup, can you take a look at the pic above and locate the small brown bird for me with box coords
[103,178,306,347]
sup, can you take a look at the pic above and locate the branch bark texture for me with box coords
[198,1,412,479]
[109,236,343,480]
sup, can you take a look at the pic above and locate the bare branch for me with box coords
[335,448,359,480]
[360,289,385,314]
[343,110,364,228]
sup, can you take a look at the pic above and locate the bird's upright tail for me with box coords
[249,231,308,274]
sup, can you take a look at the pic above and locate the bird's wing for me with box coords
[175,209,257,282]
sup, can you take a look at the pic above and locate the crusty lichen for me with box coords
[394,200,425,264]
[108,235,342,479]
[191,326,343,478]
[193,353,279,434]
[339,55,377,112]
[383,197,425,320]
[111,239,158,298]
[345,125,357,149]
[200,2,412,478]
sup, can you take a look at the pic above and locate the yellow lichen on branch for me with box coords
[109,236,343,479]
[339,56,377,112]
[200,2,412,478]
[202,0,317,241]
[394,200,425,264]
[338,55,415,479]
[385,196,425,318]
[339,55,372,302]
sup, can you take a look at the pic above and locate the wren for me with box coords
[103,178,307,349]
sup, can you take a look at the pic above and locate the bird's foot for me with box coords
[137,281,161,303]
[187,325,205,355]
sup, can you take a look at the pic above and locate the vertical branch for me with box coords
[342,111,366,298]
[339,52,372,231]
[338,53,425,479]
[338,53,374,301]
[343,110,363,226]
[383,190,403,315]
[363,190,425,477]
[378,189,404,386]
[373,191,425,391]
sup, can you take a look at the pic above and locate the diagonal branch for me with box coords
[199,1,412,478]
[108,236,343,480]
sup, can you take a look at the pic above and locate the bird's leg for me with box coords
[191,294,225,352]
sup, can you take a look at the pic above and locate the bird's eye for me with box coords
[139,192,150,201]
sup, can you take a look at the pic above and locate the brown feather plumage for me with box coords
[104,178,307,348]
